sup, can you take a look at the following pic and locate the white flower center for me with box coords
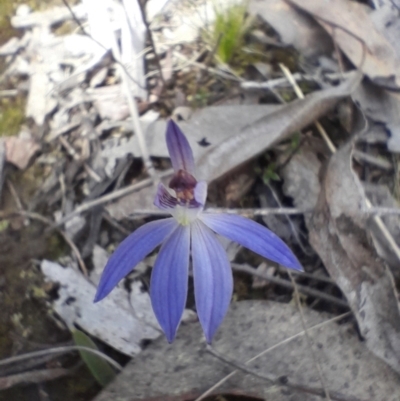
[172,205,202,226]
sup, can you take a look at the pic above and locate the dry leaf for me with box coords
[0,36,26,56]
[94,301,400,401]
[259,186,295,243]
[363,183,400,278]
[141,105,280,160]
[309,142,400,374]
[107,77,357,220]
[106,105,280,219]
[370,4,400,61]
[91,85,130,121]
[106,184,158,220]
[4,135,40,170]
[26,60,55,126]
[120,0,147,99]
[11,4,86,29]
[249,0,333,59]
[197,74,358,182]
[287,0,400,89]
[281,142,322,226]
[41,260,160,356]
[353,80,400,152]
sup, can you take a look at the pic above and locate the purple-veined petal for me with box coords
[200,213,303,271]
[194,181,208,207]
[166,119,195,174]
[94,218,177,302]
[191,220,233,343]
[154,182,178,210]
[150,224,190,342]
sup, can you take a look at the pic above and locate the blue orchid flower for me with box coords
[94,120,302,343]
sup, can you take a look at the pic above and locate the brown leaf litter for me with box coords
[309,142,400,374]
[94,301,400,401]
[287,0,400,89]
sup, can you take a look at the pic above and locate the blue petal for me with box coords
[94,218,177,302]
[191,220,233,343]
[154,182,178,210]
[166,119,195,174]
[200,213,303,271]
[194,181,208,207]
[150,224,190,342]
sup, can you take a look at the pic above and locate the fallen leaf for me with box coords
[100,136,136,178]
[0,35,27,56]
[196,74,358,182]
[249,0,333,59]
[107,76,357,220]
[106,105,280,219]
[11,4,86,29]
[363,183,400,278]
[308,142,400,374]
[94,301,400,401]
[72,328,116,387]
[370,4,400,61]
[91,85,130,121]
[120,0,147,99]
[105,181,161,221]
[259,186,294,243]
[129,281,159,328]
[357,123,388,145]
[41,260,160,356]
[287,0,400,89]
[139,105,281,160]
[352,80,400,152]
[281,142,322,226]
[4,134,40,170]
[91,245,110,286]
[26,60,55,126]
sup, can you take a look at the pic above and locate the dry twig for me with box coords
[0,368,71,390]
[232,264,348,308]
[0,346,122,371]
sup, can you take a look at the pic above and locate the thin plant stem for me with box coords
[0,346,122,371]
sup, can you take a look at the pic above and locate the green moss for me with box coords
[203,0,253,66]
[0,1,17,46]
[0,97,25,137]
[214,2,249,64]
[0,219,9,232]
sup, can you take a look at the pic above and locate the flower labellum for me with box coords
[94,119,303,343]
